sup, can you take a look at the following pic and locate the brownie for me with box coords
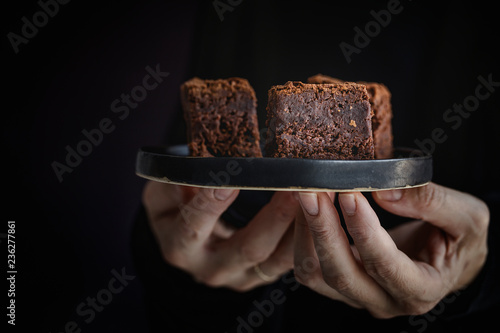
[181,77,262,157]
[307,74,393,158]
[265,81,374,160]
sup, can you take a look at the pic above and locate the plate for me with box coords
[135,145,432,192]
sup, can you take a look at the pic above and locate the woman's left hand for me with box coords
[293,183,489,318]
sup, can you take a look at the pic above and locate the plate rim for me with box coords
[135,145,432,192]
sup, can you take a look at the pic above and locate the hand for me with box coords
[142,181,299,291]
[294,183,489,318]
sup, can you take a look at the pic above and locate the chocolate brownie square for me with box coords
[308,74,393,158]
[265,81,374,160]
[181,77,262,157]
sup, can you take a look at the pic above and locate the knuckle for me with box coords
[346,224,375,244]
[416,184,445,219]
[270,193,299,221]
[471,199,490,234]
[293,259,321,289]
[307,219,336,243]
[294,256,321,287]
[190,190,216,213]
[324,273,354,293]
[240,244,269,264]
[178,217,201,241]
[364,257,399,281]
[272,204,296,223]
[294,270,320,289]
[185,189,227,219]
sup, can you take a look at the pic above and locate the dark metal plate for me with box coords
[135,145,432,192]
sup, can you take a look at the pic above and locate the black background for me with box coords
[3,0,499,332]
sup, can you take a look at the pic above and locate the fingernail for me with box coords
[339,193,356,216]
[376,189,403,201]
[298,192,319,216]
[214,188,234,201]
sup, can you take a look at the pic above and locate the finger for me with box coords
[143,182,185,220]
[293,204,362,309]
[298,192,393,310]
[373,182,489,239]
[211,220,237,240]
[257,222,295,278]
[237,223,296,290]
[293,206,326,288]
[203,192,298,290]
[222,191,299,267]
[339,192,443,302]
[174,187,239,248]
[387,219,446,265]
[298,192,356,278]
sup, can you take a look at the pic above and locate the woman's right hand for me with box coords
[142,181,299,291]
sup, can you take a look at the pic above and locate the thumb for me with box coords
[373,182,489,239]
